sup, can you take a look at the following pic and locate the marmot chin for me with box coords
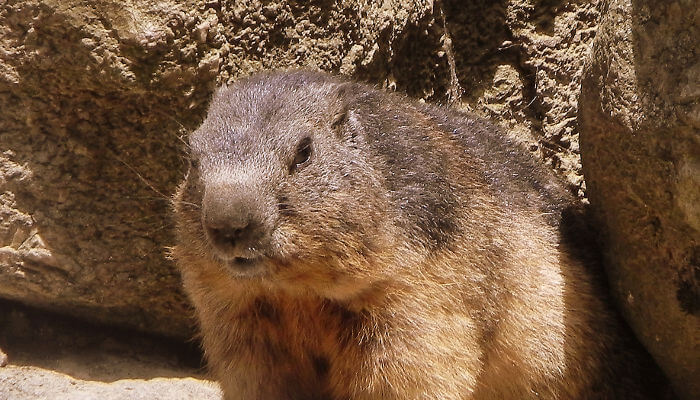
[173,70,667,399]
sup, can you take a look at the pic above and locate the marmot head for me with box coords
[174,71,396,297]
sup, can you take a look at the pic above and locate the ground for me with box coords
[0,300,221,399]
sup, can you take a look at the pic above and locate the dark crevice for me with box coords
[676,246,700,315]
[500,25,547,139]
[0,299,207,375]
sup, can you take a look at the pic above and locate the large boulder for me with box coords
[0,0,221,338]
[579,0,699,398]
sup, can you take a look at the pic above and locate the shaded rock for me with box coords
[579,0,700,398]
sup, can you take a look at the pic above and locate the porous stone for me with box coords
[579,1,700,398]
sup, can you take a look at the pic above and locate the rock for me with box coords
[0,0,218,338]
[578,0,700,399]
[465,0,601,196]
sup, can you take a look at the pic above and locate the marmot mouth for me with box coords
[224,255,268,278]
[233,256,260,266]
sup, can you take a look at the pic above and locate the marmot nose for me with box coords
[205,221,250,249]
[201,185,266,259]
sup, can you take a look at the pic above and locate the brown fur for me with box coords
[172,70,667,399]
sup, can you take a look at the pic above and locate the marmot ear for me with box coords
[331,107,349,131]
[331,82,356,138]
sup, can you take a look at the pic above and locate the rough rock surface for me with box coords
[578,0,699,398]
[0,0,600,338]
[0,0,220,338]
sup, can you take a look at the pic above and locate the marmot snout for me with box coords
[200,174,275,269]
[173,70,669,400]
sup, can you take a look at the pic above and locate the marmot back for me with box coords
[172,70,669,400]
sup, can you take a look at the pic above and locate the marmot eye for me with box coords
[290,137,312,173]
[189,158,200,169]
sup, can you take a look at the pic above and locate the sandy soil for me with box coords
[0,300,221,399]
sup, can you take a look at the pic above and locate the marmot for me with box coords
[172,70,667,399]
